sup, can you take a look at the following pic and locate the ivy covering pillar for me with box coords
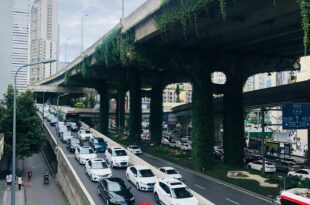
[97,82,109,135]
[192,71,214,170]
[150,83,163,145]
[223,70,245,167]
[116,87,126,134]
[129,70,142,143]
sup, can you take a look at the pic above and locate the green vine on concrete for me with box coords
[64,71,70,85]
[298,0,310,55]
[81,56,93,79]
[219,0,226,21]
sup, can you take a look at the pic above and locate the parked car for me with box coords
[75,146,97,165]
[275,161,301,173]
[179,143,192,151]
[78,129,93,141]
[159,167,182,181]
[161,137,170,146]
[85,158,112,181]
[70,122,79,132]
[127,145,142,155]
[288,169,310,180]
[244,154,261,164]
[169,140,177,148]
[105,147,129,168]
[247,160,276,173]
[60,131,73,143]
[89,137,107,153]
[126,165,157,191]
[97,177,135,204]
[66,138,81,153]
[154,177,198,205]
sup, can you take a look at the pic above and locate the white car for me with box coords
[288,169,310,180]
[248,160,276,173]
[105,147,129,168]
[75,146,97,165]
[57,126,67,137]
[154,178,198,205]
[60,131,73,143]
[85,158,112,181]
[127,145,142,155]
[126,165,157,191]
[180,143,192,151]
[169,140,177,148]
[159,167,182,181]
[78,129,93,141]
[161,137,170,146]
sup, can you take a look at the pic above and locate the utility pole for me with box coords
[261,107,266,174]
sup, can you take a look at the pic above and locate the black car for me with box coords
[70,122,79,132]
[66,138,81,153]
[97,177,134,205]
[275,161,301,173]
[244,154,262,164]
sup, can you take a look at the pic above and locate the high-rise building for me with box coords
[29,0,59,83]
[0,0,30,97]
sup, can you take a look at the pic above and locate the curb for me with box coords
[142,152,274,204]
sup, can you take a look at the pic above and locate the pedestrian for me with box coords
[27,169,32,182]
[6,174,12,190]
[17,176,22,190]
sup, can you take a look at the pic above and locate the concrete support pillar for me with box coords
[150,83,163,145]
[214,114,222,145]
[223,69,245,167]
[192,71,214,170]
[129,71,142,142]
[116,87,126,134]
[97,82,109,135]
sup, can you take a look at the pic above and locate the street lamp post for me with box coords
[42,92,46,126]
[65,38,70,65]
[12,59,56,205]
[81,14,88,53]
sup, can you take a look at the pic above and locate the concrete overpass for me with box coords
[33,0,307,168]
[29,85,95,94]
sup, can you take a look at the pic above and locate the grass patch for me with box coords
[108,133,281,198]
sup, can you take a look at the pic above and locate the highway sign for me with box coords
[283,103,310,129]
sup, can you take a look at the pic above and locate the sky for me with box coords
[55,0,147,63]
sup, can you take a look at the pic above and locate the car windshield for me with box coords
[71,139,79,144]
[63,132,71,136]
[80,148,93,154]
[114,150,127,156]
[92,161,108,169]
[107,181,127,192]
[138,169,155,177]
[166,169,178,174]
[131,146,139,149]
[94,138,105,144]
[171,187,193,199]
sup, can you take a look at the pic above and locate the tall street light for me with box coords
[81,14,88,53]
[64,38,70,65]
[12,59,57,205]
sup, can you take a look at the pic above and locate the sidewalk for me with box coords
[1,153,66,205]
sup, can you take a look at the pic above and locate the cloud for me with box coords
[58,0,147,62]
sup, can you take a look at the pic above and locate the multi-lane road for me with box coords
[44,119,274,205]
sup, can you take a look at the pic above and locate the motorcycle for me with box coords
[43,171,49,184]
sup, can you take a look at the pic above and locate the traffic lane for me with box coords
[45,120,157,205]
[140,153,273,205]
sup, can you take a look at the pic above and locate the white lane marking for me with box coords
[194,184,206,190]
[225,198,240,205]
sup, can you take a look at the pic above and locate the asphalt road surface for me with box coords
[44,120,156,205]
[44,119,274,205]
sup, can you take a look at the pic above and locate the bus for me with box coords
[280,188,310,205]
[58,107,80,125]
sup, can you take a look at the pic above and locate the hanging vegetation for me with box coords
[81,56,93,79]
[298,0,310,55]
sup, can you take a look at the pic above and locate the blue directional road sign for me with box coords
[283,103,310,129]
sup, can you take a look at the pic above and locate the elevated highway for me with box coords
[33,0,307,167]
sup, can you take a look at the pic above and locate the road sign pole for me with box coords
[261,107,265,174]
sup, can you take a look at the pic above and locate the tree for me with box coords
[0,86,45,168]
[74,101,86,108]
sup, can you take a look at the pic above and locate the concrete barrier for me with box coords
[82,123,215,205]
[43,120,96,205]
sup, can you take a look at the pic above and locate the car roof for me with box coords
[160,167,175,170]
[81,146,91,149]
[90,158,105,162]
[160,177,186,188]
[133,165,151,170]
[104,177,125,184]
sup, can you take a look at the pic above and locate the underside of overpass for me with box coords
[36,0,309,168]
